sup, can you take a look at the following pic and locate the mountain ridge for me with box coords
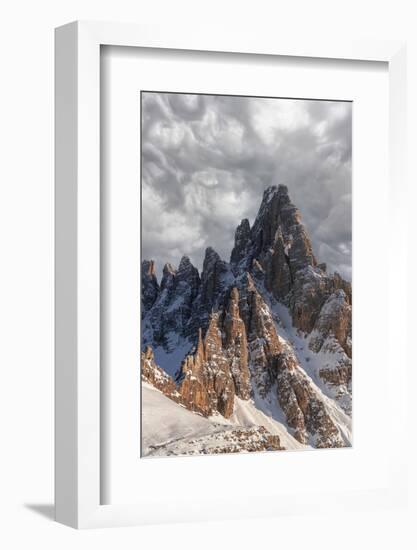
[141,184,352,456]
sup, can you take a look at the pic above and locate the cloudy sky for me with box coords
[141,92,352,281]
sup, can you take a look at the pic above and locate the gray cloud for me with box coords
[141,92,352,281]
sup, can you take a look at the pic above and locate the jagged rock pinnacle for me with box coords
[163,262,176,276]
[178,255,191,269]
[230,218,251,265]
[223,185,312,279]
[141,259,159,314]
[142,259,157,277]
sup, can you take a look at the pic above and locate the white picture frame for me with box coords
[55,20,407,529]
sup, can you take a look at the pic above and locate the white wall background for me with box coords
[0,1,416,548]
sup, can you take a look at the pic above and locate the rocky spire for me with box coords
[141,260,159,314]
[143,258,157,277]
[230,218,251,265]
[200,247,228,310]
[176,255,200,301]
[238,273,282,359]
[179,312,235,418]
[195,328,205,362]
[223,287,251,400]
[263,226,292,300]
[141,346,182,403]
[250,184,316,278]
[160,262,176,291]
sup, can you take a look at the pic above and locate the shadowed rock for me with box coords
[141,260,159,315]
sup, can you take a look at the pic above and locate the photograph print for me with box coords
[140,91,352,457]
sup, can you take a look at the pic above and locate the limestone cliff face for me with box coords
[309,290,352,357]
[274,350,345,447]
[178,287,251,418]
[237,274,345,447]
[180,316,235,418]
[142,185,352,449]
[237,274,283,398]
[223,287,251,400]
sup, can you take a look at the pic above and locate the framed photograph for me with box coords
[139,90,353,458]
[55,21,407,528]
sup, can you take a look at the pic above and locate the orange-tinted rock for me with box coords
[141,346,182,404]
[179,314,235,418]
[223,287,251,400]
[319,364,352,387]
[309,290,352,357]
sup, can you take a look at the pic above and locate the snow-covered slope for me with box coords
[142,383,304,456]
[230,397,306,451]
[142,383,220,455]
[269,297,352,416]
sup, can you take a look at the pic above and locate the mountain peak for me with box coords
[202,247,222,271]
[262,184,289,202]
[238,218,250,231]
[204,246,220,260]
[230,219,251,265]
[176,255,201,295]
[249,184,315,275]
[261,185,277,203]
[178,255,193,271]
[163,262,177,276]
[142,259,157,277]
[141,260,159,314]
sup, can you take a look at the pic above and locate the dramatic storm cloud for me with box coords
[141,92,352,281]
